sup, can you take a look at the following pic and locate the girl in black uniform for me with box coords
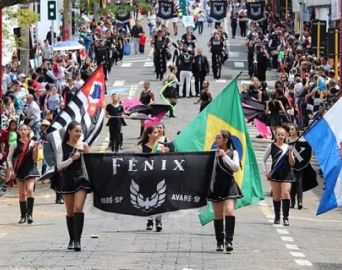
[194,80,212,112]
[208,130,242,252]
[288,124,304,209]
[7,124,40,224]
[56,121,91,251]
[106,93,124,153]
[263,127,295,226]
[138,81,155,138]
[138,126,168,231]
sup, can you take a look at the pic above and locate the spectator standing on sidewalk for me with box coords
[131,19,144,54]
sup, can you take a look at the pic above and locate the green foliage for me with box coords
[2,7,39,49]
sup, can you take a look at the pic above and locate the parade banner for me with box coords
[246,1,265,21]
[84,152,214,216]
[173,78,264,225]
[157,0,175,20]
[208,0,227,21]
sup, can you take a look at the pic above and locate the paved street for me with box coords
[1,18,342,270]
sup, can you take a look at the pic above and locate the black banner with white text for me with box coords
[209,0,227,21]
[157,0,175,20]
[246,1,265,21]
[84,152,214,216]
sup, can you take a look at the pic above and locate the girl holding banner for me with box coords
[56,121,91,251]
[207,130,242,253]
[138,126,169,232]
[262,127,295,226]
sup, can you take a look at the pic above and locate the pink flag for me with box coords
[122,98,141,110]
[144,112,167,129]
[254,118,272,138]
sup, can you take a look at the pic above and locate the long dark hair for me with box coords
[220,130,242,169]
[63,121,81,143]
[138,126,157,145]
[220,130,235,150]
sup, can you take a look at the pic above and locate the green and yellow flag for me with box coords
[173,78,264,225]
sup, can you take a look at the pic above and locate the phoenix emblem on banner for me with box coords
[213,6,224,15]
[130,180,166,212]
[161,5,172,16]
[251,6,261,16]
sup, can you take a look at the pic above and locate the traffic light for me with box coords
[47,1,57,20]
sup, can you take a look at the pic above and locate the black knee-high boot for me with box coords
[214,219,224,251]
[73,212,84,251]
[19,201,27,224]
[273,200,281,224]
[290,185,296,208]
[66,216,74,250]
[27,197,34,224]
[282,199,290,226]
[225,216,235,252]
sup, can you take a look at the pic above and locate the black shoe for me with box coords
[283,218,290,226]
[155,220,162,232]
[56,198,64,204]
[298,202,303,210]
[216,243,224,252]
[18,216,27,224]
[274,217,280,224]
[225,241,233,252]
[27,214,33,224]
[146,219,153,230]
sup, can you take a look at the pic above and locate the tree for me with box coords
[0,0,38,9]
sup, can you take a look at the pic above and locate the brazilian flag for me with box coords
[173,78,264,225]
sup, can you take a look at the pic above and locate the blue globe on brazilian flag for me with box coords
[173,78,264,225]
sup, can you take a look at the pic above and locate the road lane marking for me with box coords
[215,79,227,83]
[281,236,294,242]
[234,62,245,68]
[121,62,132,68]
[285,244,300,250]
[113,80,125,87]
[276,229,289,235]
[148,48,154,57]
[144,62,154,67]
[128,84,139,98]
[0,233,7,239]
[294,259,312,266]
[290,252,306,258]
[138,81,144,85]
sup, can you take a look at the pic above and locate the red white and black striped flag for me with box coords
[46,65,106,160]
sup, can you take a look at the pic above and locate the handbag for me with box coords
[123,43,131,55]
